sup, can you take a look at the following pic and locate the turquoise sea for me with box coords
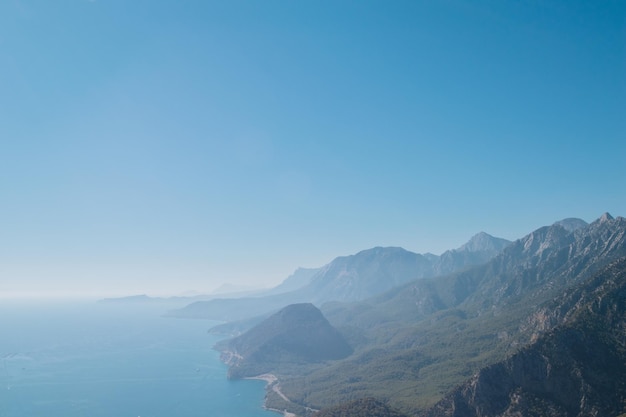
[0,300,276,417]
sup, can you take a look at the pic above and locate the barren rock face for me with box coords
[424,257,626,417]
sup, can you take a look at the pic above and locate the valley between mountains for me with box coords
[177,213,626,417]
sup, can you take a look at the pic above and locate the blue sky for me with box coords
[1,0,624,297]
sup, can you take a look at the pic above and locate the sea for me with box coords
[0,299,276,417]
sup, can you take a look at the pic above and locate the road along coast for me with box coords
[245,373,297,417]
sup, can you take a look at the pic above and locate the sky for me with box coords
[1,0,625,298]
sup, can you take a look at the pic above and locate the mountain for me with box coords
[168,290,306,321]
[433,232,512,276]
[240,214,626,415]
[211,283,266,296]
[423,256,626,417]
[303,247,435,304]
[169,233,511,321]
[263,267,322,295]
[217,303,352,379]
[99,294,152,303]
[176,268,322,323]
[553,217,589,232]
[322,214,624,329]
[97,293,215,309]
[456,213,624,313]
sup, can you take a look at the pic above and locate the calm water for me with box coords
[0,300,276,417]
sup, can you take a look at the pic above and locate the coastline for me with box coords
[219,349,304,416]
[244,374,298,417]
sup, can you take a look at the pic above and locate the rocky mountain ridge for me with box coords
[220,214,626,416]
[169,232,512,321]
[325,213,624,329]
[423,256,626,417]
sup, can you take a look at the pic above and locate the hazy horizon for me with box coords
[0,212,614,299]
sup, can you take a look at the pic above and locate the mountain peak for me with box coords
[457,232,511,253]
[469,231,492,240]
[589,212,616,227]
[553,217,588,232]
[430,233,512,276]
[599,212,614,222]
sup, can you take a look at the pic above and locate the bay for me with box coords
[0,300,276,417]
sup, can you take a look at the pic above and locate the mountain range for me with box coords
[211,213,626,417]
[168,232,512,321]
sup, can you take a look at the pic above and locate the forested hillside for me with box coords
[217,215,626,416]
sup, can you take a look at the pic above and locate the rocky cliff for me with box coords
[424,257,626,417]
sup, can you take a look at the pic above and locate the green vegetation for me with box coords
[216,217,626,416]
[424,257,626,416]
[221,303,352,379]
[278,304,526,413]
[313,398,409,417]
[275,219,626,414]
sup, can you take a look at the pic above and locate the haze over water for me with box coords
[0,300,275,417]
